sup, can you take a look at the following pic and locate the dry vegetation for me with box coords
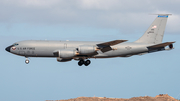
[57,94,178,101]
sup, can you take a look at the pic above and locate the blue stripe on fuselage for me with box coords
[158,15,168,18]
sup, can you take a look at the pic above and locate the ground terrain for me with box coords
[55,94,179,101]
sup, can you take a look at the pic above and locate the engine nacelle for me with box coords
[58,49,78,58]
[78,45,98,55]
[57,58,72,62]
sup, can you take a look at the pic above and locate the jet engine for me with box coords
[78,45,98,55]
[58,49,79,58]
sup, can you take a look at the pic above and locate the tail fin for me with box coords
[136,14,171,44]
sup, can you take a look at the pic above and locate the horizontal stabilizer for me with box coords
[147,42,175,49]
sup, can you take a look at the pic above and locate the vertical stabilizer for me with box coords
[136,14,171,44]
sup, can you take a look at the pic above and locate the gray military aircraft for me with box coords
[5,14,175,66]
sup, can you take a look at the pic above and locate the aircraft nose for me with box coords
[5,45,13,52]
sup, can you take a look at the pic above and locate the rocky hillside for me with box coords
[59,94,178,101]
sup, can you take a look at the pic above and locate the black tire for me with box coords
[78,60,84,66]
[78,61,83,66]
[84,60,91,66]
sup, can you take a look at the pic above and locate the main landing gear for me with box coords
[25,58,29,64]
[78,60,91,66]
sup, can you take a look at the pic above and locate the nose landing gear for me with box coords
[78,59,91,66]
[25,58,29,64]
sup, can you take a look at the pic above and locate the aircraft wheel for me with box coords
[78,60,84,66]
[84,60,91,66]
[25,59,29,64]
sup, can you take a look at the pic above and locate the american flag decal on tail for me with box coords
[152,25,157,29]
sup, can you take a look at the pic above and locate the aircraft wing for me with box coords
[97,40,128,46]
[147,42,175,49]
[97,40,128,52]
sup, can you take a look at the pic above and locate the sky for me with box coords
[0,0,180,101]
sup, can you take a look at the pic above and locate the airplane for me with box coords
[5,14,175,66]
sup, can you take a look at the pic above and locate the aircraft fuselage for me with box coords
[6,40,149,58]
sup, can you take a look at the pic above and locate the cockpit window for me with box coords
[13,43,19,46]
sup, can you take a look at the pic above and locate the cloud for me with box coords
[0,0,180,33]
